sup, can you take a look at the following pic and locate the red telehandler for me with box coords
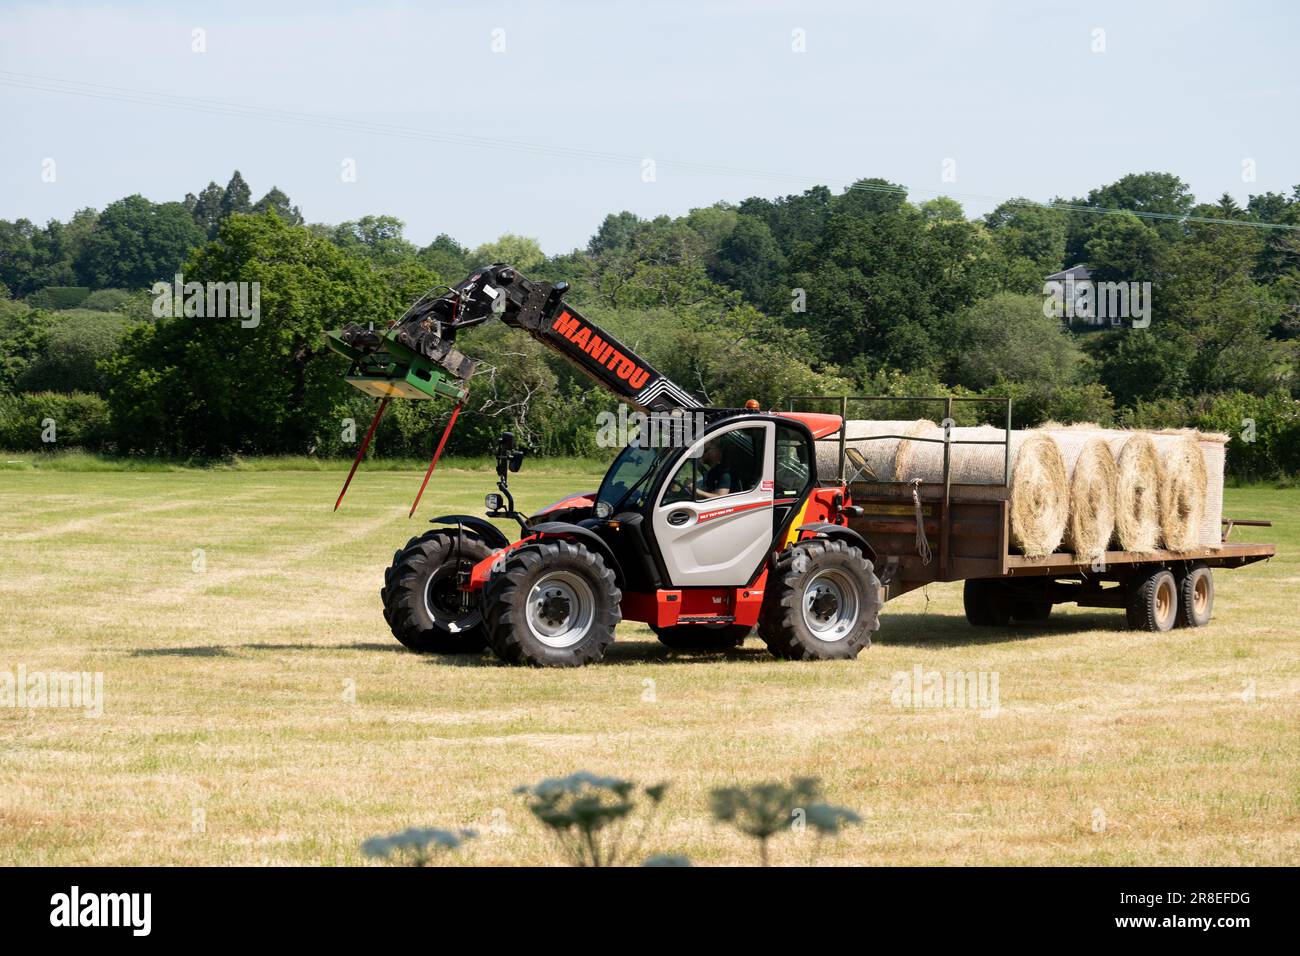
[328,264,882,666]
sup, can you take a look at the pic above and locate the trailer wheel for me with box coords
[1125,567,1178,632]
[1013,600,1052,623]
[483,540,621,667]
[758,540,881,660]
[964,579,1012,626]
[381,531,493,653]
[1175,563,1214,628]
[651,623,750,650]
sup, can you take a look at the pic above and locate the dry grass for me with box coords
[0,466,1297,866]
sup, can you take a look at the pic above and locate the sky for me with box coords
[1,0,1297,254]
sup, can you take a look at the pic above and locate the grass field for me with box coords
[1,460,1297,866]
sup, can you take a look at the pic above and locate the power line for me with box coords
[2,69,1297,233]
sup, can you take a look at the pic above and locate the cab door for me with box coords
[651,420,774,587]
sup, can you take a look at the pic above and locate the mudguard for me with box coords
[528,521,625,586]
[429,514,511,550]
[795,522,878,564]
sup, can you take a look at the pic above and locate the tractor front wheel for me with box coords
[758,539,881,660]
[483,540,621,667]
[382,531,493,653]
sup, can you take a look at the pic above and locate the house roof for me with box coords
[1045,264,1091,281]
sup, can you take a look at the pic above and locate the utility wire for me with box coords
[2,68,1297,233]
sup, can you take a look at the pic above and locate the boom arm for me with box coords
[379,264,696,413]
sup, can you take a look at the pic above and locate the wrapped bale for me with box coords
[894,425,1069,557]
[1150,430,1208,552]
[1042,429,1118,560]
[1197,433,1228,548]
[815,419,934,482]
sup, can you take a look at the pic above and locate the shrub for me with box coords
[27,286,91,310]
[0,391,111,451]
[19,310,133,395]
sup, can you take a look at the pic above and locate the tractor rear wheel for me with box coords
[758,539,881,660]
[382,531,493,653]
[651,623,750,650]
[483,540,621,667]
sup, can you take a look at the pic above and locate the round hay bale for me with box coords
[816,419,934,482]
[1151,431,1208,552]
[894,425,1068,557]
[1113,433,1162,552]
[1043,431,1118,560]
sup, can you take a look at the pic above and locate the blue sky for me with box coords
[2,0,1296,252]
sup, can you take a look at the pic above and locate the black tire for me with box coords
[757,539,881,661]
[1012,599,1053,623]
[964,579,1012,626]
[651,623,750,650]
[483,540,621,667]
[381,531,493,653]
[1125,567,1178,632]
[1175,563,1214,628]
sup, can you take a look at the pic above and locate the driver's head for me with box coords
[701,440,723,466]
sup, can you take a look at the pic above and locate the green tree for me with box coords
[252,187,304,227]
[75,196,205,289]
[105,213,415,455]
[218,170,253,221]
[470,233,545,271]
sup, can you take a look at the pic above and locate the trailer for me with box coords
[791,395,1275,632]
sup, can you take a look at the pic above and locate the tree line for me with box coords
[1,169,1298,478]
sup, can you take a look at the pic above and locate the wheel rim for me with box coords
[526,571,595,648]
[801,568,860,642]
[423,569,477,628]
[1193,574,1209,615]
[1155,577,1174,624]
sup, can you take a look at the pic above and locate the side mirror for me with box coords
[498,431,515,453]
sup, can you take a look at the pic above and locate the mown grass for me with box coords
[0,466,1295,866]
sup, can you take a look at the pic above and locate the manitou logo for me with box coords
[49,886,151,936]
[550,311,651,389]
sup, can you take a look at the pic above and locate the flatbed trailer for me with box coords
[792,395,1276,631]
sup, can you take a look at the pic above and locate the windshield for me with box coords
[596,443,674,514]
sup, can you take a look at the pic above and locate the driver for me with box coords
[688,440,732,499]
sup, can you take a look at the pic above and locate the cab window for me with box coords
[774,423,813,498]
[662,427,766,504]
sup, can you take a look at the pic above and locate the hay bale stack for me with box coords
[1150,430,1208,552]
[816,419,934,482]
[1113,433,1162,552]
[894,425,1069,557]
[1042,429,1118,560]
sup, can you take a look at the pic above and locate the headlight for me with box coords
[485,493,503,512]
[594,500,613,519]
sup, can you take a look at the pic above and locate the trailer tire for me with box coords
[1175,563,1214,628]
[758,540,880,660]
[483,540,621,667]
[1013,600,1053,623]
[651,623,750,650]
[1125,567,1178,632]
[381,531,493,653]
[964,579,1012,626]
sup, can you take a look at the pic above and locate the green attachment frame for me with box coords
[325,329,469,403]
